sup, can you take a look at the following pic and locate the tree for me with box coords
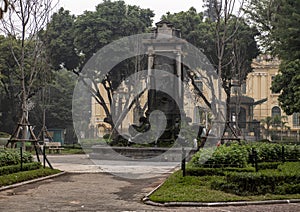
[42,1,154,138]
[0,35,23,132]
[30,70,76,129]
[162,4,259,136]
[245,0,300,114]
[40,8,80,71]
[0,0,55,144]
[272,59,300,115]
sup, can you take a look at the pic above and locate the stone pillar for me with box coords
[147,53,155,112]
[176,52,182,108]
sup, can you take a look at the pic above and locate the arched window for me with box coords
[293,113,300,127]
[271,106,281,117]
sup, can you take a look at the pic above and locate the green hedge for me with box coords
[0,149,33,167]
[191,144,249,168]
[212,162,300,195]
[0,162,41,176]
[190,143,300,169]
[249,143,300,162]
[0,168,61,187]
[186,166,255,176]
[257,162,281,170]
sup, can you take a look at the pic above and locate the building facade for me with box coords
[247,55,299,137]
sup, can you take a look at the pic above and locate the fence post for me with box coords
[252,148,258,172]
[281,145,285,163]
[20,146,23,171]
[43,145,46,168]
[181,147,186,177]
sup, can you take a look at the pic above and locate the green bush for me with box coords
[212,162,300,195]
[186,166,255,176]
[257,162,281,170]
[190,142,300,170]
[0,162,41,176]
[191,144,249,168]
[249,143,300,162]
[0,149,33,167]
[0,168,61,187]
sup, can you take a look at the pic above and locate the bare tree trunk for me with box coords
[1,0,56,149]
[211,0,245,138]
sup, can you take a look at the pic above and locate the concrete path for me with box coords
[45,154,180,179]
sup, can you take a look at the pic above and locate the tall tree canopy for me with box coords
[41,0,154,135]
[246,0,300,114]
[42,0,154,70]
[0,0,54,137]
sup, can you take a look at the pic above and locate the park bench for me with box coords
[44,142,64,153]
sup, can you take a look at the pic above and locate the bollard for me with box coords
[181,147,186,177]
[43,145,46,168]
[20,147,23,171]
[281,145,285,163]
[252,148,258,172]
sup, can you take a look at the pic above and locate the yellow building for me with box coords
[247,55,300,136]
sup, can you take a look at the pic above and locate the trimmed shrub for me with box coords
[257,162,281,170]
[0,162,41,176]
[191,144,249,168]
[0,149,33,167]
[0,168,61,187]
[212,162,300,195]
[249,143,300,162]
[186,167,255,176]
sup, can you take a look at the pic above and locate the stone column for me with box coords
[147,53,155,112]
[176,51,183,109]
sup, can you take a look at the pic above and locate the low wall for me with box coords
[89,145,197,162]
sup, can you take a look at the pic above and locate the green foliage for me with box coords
[250,143,300,162]
[0,149,33,167]
[0,162,41,176]
[212,162,300,196]
[43,0,154,70]
[186,166,255,176]
[44,70,76,128]
[257,162,281,170]
[149,169,300,203]
[0,168,61,187]
[271,59,300,114]
[40,8,80,70]
[246,0,300,114]
[191,144,249,168]
[190,142,300,171]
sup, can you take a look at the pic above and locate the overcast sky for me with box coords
[58,0,205,23]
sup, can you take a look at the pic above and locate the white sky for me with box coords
[57,0,205,23]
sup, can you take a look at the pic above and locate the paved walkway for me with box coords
[45,154,180,179]
[0,154,298,211]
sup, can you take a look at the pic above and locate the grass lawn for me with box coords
[0,168,61,187]
[149,170,300,203]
